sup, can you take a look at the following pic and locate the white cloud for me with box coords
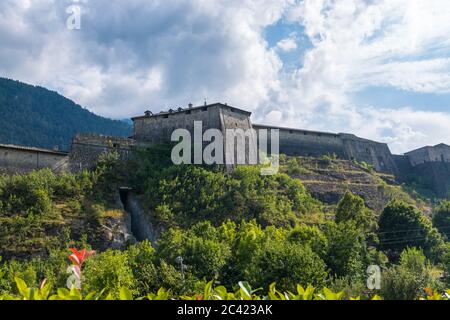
[259,0,450,153]
[0,0,450,153]
[276,34,297,52]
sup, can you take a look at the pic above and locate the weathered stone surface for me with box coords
[0,143,68,173]
[69,134,135,172]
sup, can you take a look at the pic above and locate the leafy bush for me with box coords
[380,248,438,300]
[433,201,450,240]
[378,201,445,261]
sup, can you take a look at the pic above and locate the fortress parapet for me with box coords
[69,134,136,172]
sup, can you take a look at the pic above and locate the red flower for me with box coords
[68,248,95,267]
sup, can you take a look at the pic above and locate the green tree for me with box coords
[253,241,328,291]
[323,221,367,280]
[82,249,135,297]
[335,191,378,243]
[287,225,328,259]
[380,248,434,300]
[433,201,450,240]
[378,201,445,261]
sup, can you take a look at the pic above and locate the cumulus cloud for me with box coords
[0,0,290,117]
[0,0,450,153]
[276,34,297,52]
[262,0,450,153]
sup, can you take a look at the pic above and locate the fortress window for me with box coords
[202,107,208,111]
[289,130,293,134]
[303,132,307,135]
[164,115,169,119]
[186,110,191,114]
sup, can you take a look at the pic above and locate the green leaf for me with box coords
[14,277,30,299]
[238,281,252,300]
[119,287,133,301]
[57,288,70,299]
[203,280,214,300]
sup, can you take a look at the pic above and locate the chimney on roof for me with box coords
[188,103,193,109]
[178,107,183,112]
[144,110,153,117]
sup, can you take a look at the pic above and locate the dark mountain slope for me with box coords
[0,77,132,151]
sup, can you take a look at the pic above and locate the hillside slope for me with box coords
[280,156,427,213]
[0,77,132,150]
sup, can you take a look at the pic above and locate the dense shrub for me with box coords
[433,201,450,240]
[380,248,439,300]
[378,201,445,261]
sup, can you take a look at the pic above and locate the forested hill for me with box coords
[0,77,132,151]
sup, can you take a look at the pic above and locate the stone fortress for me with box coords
[1,102,450,196]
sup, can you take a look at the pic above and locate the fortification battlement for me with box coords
[72,133,136,148]
[131,103,398,173]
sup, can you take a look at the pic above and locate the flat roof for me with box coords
[0,143,68,156]
[253,124,339,137]
[131,103,252,121]
[405,143,450,155]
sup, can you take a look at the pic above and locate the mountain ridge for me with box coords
[0,77,132,151]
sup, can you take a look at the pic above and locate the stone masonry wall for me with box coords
[0,144,68,174]
[69,134,135,172]
[406,144,450,166]
[340,134,398,173]
[133,104,225,144]
[253,125,346,159]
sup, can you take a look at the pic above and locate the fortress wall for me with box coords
[133,105,224,144]
[409,162,450,197]
[426,145,450,163]
[393,154,413,176]
[220,107,256,164]
[0,145,68,173]
[220,107,253,131]
[69,134,135,172]
[253,125,346,158]
[405,144,450,166]
[405,147,430,166]
[340,135,397,173]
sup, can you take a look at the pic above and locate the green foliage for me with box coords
[378,201,445,261]
[5,276,448,300]
[287,225,328,259]
[156,222,232,280]
[335,191,378,242]
[82,249,135,297]
[0,145,449,300]
[433,201,450,240]
[380,248,439,300]
[252,241,328,291]
[0,169,103,259]
[0,77,131,150]
[141,163,320,228]
[323,221,368,280]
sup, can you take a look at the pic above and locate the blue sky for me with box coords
[0,0,450,154]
